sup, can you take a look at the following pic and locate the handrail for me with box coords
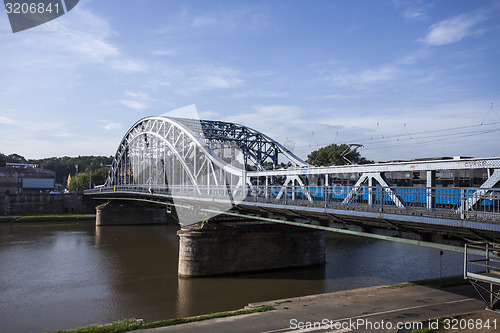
[85,184,500,222]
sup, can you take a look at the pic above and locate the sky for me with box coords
[0,0,499,162]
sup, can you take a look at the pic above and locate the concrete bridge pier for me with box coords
[96,201,171,226]
[177,221,325,277]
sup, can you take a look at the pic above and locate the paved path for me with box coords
[138,284,494,333]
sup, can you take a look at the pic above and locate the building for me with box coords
[0,163,56,194]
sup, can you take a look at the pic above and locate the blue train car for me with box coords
[268,185,497,207]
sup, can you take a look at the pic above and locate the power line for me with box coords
[364,126,500,145]
[297,120,500,151]
[364,120,500,144]
[361,128,500,151]
[481,103,500,125]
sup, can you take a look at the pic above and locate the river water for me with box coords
[0,221,465,333]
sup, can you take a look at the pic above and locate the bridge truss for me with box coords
[105,116,309,190]
[92,115,500,243]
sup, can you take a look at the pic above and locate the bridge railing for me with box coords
[244,185,500,221]
[85,184,500,222]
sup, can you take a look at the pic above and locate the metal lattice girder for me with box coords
[249,158,500,211]
[248,157,500,177]
[170,117,309,170]
[342,172,404,208]
[464,169,500,211]
[105,116,308,189]
[275,175,313,202]
[106,117,245,189]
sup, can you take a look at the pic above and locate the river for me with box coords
[0,220,465,333]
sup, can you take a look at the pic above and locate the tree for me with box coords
[29,155,113,184]
[92,167,109,186]
[306,143,372,166]
[5,153,27,164]
[66,167,109,191]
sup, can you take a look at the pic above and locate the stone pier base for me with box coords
[178,222,325,277]
[96,201,171,226]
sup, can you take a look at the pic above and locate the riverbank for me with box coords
[52,276,493,333]
[139,283,486,333]
[0,214,95,223]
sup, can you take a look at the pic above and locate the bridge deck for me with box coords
[86,184,500,236]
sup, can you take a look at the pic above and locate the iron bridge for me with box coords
[85,116,500,251]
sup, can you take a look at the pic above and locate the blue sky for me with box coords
[0,0,499,162]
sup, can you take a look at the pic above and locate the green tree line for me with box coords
[0,153,113,188]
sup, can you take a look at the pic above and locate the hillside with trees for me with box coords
[0,153,112,189]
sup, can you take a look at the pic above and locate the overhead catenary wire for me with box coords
[396,123,412,141]
[370,122,385,139]
[298,121,500,148]
[361,120,500,144]
[295,103,500,154]
[295,120,500,152]
[361,127,500,151]
[481,103,500,125]
[364,125,500,145]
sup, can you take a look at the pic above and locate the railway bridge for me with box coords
[85,116,500,283]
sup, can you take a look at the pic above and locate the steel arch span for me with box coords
[105,116,308,191]
[88,115,500,241]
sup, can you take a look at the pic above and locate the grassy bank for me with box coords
[0,214,94,223]
[51,305,274,333]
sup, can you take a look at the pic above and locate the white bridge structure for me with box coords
[86,116,500,250]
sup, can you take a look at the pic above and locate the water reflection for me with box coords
[0,221,464,333]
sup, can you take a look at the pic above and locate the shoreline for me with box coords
[52,275,484,333]
[0,214,96,223]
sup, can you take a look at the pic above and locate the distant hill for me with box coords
[0,153,113,184]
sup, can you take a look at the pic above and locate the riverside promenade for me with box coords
[139,283,493,333]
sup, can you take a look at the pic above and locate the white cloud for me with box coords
[402,7,427,22]
[118,91,154,110]
[394,0,432,22]
[194,66,243,90]
[199,110,219,119]
[0,4,147,77]
[64,33,120,61]
[99,120,123,131]
[156,64,244,95]
[158,6,270,36]
[35,5,119,63]
[125,91,151,99]
[328,65,401,88]
[398,48,430,65]
[420,11,486,46]
[204,76,242,89]
[152,49,178,56]
[320,94,355,100]
[0,116,14,124]
[192,15,219,28]
[110,58,149,73]
[255,105,304,119]
[120,100,148,110]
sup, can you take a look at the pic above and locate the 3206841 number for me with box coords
[443,318,497,330]
[5,2,60,15]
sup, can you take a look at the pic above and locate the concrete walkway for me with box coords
[137,283,494,333]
